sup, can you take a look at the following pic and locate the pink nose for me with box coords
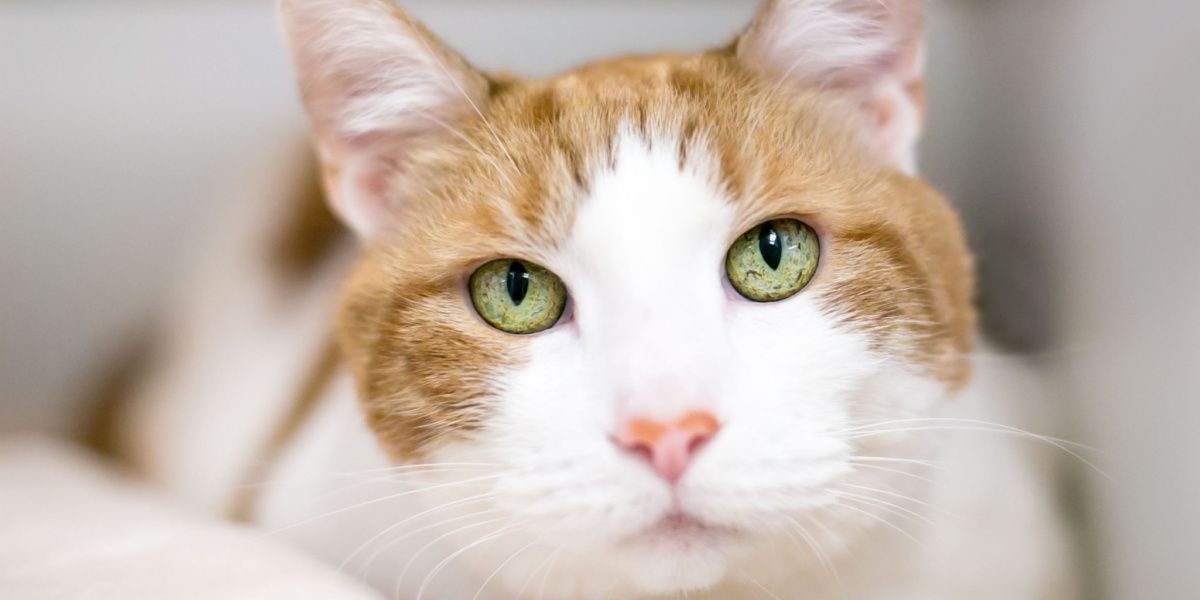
[613,411,721,483]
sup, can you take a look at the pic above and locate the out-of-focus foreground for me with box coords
[1,1,1196,599]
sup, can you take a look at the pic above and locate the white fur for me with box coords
[250,133,1075,599]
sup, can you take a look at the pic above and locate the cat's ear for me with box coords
[736,0,925,173]
[278,0,489,237]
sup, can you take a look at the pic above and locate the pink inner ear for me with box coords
[858,78,923,174]
[734,0,927,171]
[852,39,926,173]
[280,0,491,239]
[866,94,897,130]
[827,48,907,91]
[322,153,397,238]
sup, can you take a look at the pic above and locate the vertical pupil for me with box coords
[506,261,530,305]
[758,223,783,270]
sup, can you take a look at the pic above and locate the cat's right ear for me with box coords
[278,0,489,238]
[735,0,926,173]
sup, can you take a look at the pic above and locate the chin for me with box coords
[612,514,740,595]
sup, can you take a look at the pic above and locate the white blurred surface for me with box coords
[0,436,382,599]
[1,1,1196,599]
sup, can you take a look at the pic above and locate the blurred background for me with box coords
[1,1,1196,598]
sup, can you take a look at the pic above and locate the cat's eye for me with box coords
[469,259,568,334]
[726,219,820,302]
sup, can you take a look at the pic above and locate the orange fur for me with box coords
[331,47,975,461]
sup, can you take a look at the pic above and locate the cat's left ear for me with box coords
[278,0,490,237]
[736,0,926,173]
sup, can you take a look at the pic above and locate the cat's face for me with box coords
[282,0,972,596]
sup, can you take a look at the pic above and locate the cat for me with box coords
[112,0,1081,598]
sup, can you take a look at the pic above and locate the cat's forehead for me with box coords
[562,126,735,301]
[393,53,872,255]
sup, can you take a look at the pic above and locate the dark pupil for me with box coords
[506,261,530,306]
[758,223,783,270]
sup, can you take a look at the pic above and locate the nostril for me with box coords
[613,411,721,482]
[614,435,654,463]
[686,430,714,457]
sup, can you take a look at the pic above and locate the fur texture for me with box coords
[119,1,1077,598]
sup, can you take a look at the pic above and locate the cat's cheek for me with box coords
[683,296,873,514]
[461,331,673,535]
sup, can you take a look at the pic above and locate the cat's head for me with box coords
[281,0,974,595]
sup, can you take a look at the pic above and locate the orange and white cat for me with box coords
[116,0,1079,598]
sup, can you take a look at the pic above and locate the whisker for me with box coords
[515,544,564,600]
[261,473,505,537]
[831,490,937,528]
[309,468,503,505]
[471,538,540,600]
[360,507,504,578]
[786,516,842,593]
[415,521,529,600]
[338,491,495,572]
[537,544,564,600]
[802,511,853,600]
[842,483,960,521]
[832,499,925,548]
[847,461,937,484]
[240,462,501,489]
[740,568,785,600]
[393,515,510,596]
[410,33,522,175]
[848,456,948,471]
[416,111,518,190]
[843,418,1103,453]
[845,424,1110,479]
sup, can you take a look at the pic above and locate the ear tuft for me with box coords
[737,0,926,172]
[278,0,489,237]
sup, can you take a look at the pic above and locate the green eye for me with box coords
[726,219,820,302]
[469,259,567,334]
